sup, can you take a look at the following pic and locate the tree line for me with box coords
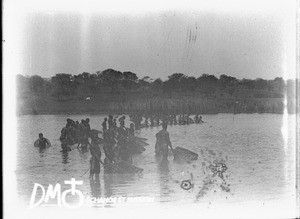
[16,68,296,99]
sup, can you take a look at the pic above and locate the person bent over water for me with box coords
[34,133,51,148]
[89,134,104,181]
[155,123,174,160]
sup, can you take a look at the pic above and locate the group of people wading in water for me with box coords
[34,114,204,181]
[129,114,204,129]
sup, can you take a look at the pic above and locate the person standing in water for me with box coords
[85,118,91,138]
[113,118,117,129]
[102,118,108,132]
[77,119,89,150]
[108,115,114,130]
[89,134,104,181]
[128,123,135,136]
[34,133,51,148]
[119,115,126,127]
[155,123,174,160]
[103,127,116,164]
[117,120,130,162]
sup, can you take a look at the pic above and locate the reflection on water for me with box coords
[62,151,69,164]
[103,174,113,198]
[158,159,170,174]
[16,114,296,209]
[158,160,170,202]
[90,176,101,198]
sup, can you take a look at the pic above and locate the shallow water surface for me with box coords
[16,114,297,211]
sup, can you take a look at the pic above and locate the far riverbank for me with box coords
[17,93,297,116]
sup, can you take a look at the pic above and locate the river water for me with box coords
[16,114,297,216]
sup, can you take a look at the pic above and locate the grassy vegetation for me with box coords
[17,91,296,115]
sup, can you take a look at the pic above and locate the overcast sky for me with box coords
[4,0,297,80]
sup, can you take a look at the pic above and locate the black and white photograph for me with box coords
[3,0,299,218]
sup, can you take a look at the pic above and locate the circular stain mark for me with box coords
[181,180,193,190]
